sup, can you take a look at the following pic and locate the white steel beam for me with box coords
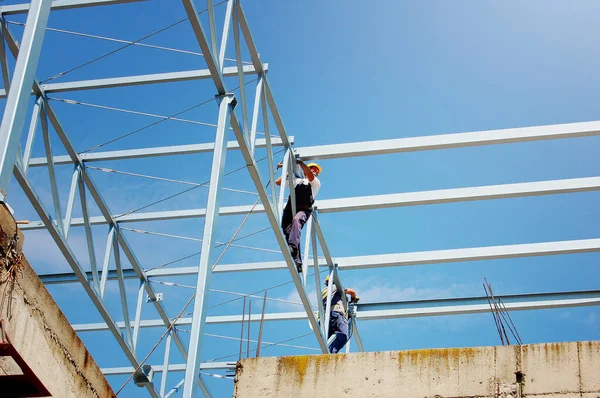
[40,65,265,93]
[0,65,268,97]
[297,120,600,160]
[72,290,600,332]
[102,362,236,375]
[0,0,145,15]
[21,176,600,230]
[0,0,51,198]
[27,136,289,167]
[24,119,600,165]
[38,237,600,285]
[183,94,233,397]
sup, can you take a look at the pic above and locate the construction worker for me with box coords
[322,275,359,354]
[275,159,322,272]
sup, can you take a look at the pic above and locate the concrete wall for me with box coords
[234,341,600,398]
[0,204,115,397]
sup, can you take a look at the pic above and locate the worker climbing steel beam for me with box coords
[276,159,322,272]
[321,273,359,353]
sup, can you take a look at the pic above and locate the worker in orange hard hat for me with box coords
[322,274,359,353]
[276,159,322,273]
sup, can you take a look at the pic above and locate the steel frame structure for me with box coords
[0,1,597,397]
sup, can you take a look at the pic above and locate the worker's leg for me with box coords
[284,210,311,266]
[328,311,349,354]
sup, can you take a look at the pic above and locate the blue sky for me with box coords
[2,0,600,396]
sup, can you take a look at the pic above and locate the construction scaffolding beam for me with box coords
[20,176,600,230]
[71,289,600,332]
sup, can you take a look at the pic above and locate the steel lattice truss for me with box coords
[0,1,598,397]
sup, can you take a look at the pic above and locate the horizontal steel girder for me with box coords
[0,65,268,98]
[71,289,600,332]
[0,0,146,15]
[21,176,600,230]
[298,120,600,160]
[38,237,600,284]
[27,136,289,167]
[24,120,600,165]
[102,361,235,375]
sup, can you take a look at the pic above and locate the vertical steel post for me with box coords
[0,0,51,199]
[160,331,173,397]
[182,94,234,398]
[286,150,297,217]
[218,0,233,72]
[0,16,12,92]
[261,87,277,213]
[247,300,251,358]
[323,267,334,344]
[99,225,115,298]
[113,228,133,348]
[232,0,249,143]
[255,291,267,357]
[352,316,365,352]
[301,216,313,285]
[132,279,145,352]
[238,294,246,361]
[312,217,324,330]
[206,0,219,68]
[277,148,290,217]
[22,96,42,174]
[40,100,64,234]
[78,170,100,291]
[63,165,80,239]
[249,75,263,156]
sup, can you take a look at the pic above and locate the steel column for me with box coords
[218,0,234,72]
[206,0,219,68]
[40,99,64,234]
[323,267,334,339]
[301,216,313,285]
[99,226,115,298]
[0,16,11,92]
[277,148,290,218]
[261,86,277,212]
[63,165,80,239]
[22,96,42,174]
[113,228,133,348]
[249,75,263,156]
[352,315,364,352]
[231,0,249,143]
[0,0,51,198]
[132,279,145,351]
[78,168,100,290]
[182,94,233,397]
[312,219,324,330]
[160,331,173,397]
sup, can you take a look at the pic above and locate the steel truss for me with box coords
[0,1,598,397]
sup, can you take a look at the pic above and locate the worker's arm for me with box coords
[297,160,315,182]
[344,288,359,303]
[275,176,282,186]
